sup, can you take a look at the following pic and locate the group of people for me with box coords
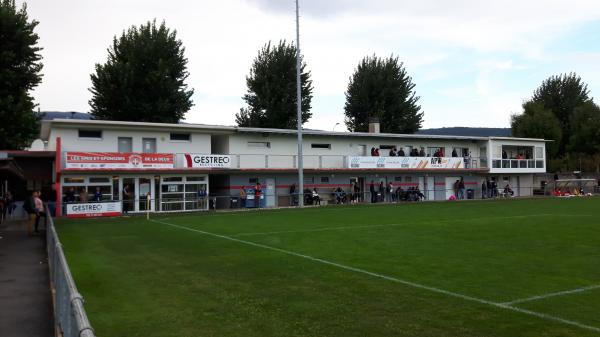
[64,186,104,204]
[369,180,424,203]
[481,179,514,198]
[0,191,15,224]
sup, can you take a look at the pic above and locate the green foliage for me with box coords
[0,0,42,149]
[236,41,313,129]
[511,101,562,158]
[568,101,600,155]
[511,73,600,171]
[344,55,423,133]
[89,20,193,123]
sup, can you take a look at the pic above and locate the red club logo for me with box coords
[129,154,142,167]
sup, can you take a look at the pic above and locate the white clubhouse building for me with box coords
[34,118,547,216]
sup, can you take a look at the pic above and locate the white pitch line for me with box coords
[502,284,600,306]
[150,219,600,333]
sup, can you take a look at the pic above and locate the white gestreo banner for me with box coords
[183,154,232,168]
[66,202,122,218]
[348,156,465,169]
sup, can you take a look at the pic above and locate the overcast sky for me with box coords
[21,0,600,131]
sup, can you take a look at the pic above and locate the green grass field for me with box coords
[56,198,600,337]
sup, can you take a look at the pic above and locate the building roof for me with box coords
[40,119,548,142]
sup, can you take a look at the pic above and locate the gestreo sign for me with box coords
[66,202,122,218]
[184,154,231,168]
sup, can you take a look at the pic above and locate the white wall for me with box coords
[49,127,211,154]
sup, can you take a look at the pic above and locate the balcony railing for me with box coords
[62,151,492,170]
[491,159,544,169]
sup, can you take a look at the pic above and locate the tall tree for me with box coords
[89,20,193,123]
[0,0,43,149]
[511,101,562,158]
[568,101,600,155]
[344,55,423,133]
[236,41,313,129]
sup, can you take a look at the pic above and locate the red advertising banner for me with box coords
[65,152,174,169]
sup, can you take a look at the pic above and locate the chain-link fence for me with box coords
[47,206,95,337]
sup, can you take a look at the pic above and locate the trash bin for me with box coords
[230,197,239,208]
[467,189,474,199]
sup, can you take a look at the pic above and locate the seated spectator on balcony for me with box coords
[371,147,376,156]
[389,147,397,157]
[398,148,405,156]
[464,151,472,168]
[434,149,441,157]
[410,148,417,156]
[516,153,524,160]
[374,148,380,156]
[312,188,320,205]
[452,149,458,157]
[419,148,425,157]
[502,150,508,159]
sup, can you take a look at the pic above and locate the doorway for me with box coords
[120,176,155,213]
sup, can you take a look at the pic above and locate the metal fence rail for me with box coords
[47,207,95,337]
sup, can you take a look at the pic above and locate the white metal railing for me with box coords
[491,158,544,169]
[47,207,95,337]
[62,152,493,170]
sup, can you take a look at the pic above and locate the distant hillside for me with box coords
[41,111,92,120]
[417,127,511,137]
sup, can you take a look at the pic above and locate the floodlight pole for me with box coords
[295,0,304,207]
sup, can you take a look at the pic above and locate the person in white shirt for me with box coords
[312,188,320,205]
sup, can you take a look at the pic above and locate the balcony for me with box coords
[62,151,487,171]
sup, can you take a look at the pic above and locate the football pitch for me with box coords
[56,198,600,337]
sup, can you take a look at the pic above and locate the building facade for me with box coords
[35,119,547,216]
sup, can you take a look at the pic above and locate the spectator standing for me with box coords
[387,182,394,202]
[369,180,376,203]
[93,187,103,202]
[122,184,132,214]
[398,148,405,157]
[255,182,262,208]
[452,149,458,157]
[371,147,376,156]
[79,188,89,202]
[33,191,46,234]
[378,181,385,202]
[453,180,460,199]
[458,178,465,199]
[419,148,425,157]
[482,180,487,199]
[389,147,397,157]
[374,148,380,156]
[289,183,297,206]
[353,182,361,203]
[239,187,247,208]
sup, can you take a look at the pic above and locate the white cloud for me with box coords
[19,0,600,129]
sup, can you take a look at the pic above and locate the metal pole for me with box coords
[295,0,304,207]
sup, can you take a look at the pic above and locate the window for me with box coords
[320,177,329,183]
[248,141,270,148]
[311,143,331,149]
[170,133,191,141]
[379,145,395,150]
[249,178,258,184]
[78,129,102,139]
[394,177,402,182]
[405,176,412,182]
[64,177,85,184]
[89,177,110,183]
[118,137,132,153]
[142,138,156,153]
[535,147,544,159]
[163,177,182,182]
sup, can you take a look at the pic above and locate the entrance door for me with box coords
[265,178,276,207]
[425,176,435,200]
[120,176,155,212]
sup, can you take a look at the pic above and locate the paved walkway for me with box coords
[0,216,54,337]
